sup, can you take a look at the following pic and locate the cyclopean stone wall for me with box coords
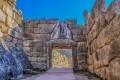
[0,0,32,79]
[23,19,87,70]
[0,0,23,48]
[84,0,120,80]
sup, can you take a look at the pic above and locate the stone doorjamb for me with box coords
[46,39,77,70]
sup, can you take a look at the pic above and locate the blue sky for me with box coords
[16,0,113,24]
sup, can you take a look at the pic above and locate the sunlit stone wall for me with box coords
[0,0,32,79]
[85,0,120,80]
[0,0,23,48]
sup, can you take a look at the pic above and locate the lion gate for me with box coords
[23,19,87,71]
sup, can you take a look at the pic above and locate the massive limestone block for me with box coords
[104,11,116,24]
[0,23,9,35]
[31,19,39,24]
[0,39,30,79]
[13,10,22,24]
[0,0,3,9]
[87,54,94,66]
[97,29,109,48]
[34,24,49,34]
[86,17,95,34]
[65,19,77,25]
[7,42,32,74]
[90,39,98,53]
[99,67,107,79]
[47,19,59,24]
[104,15,120,43]
[72,29,82,35]
[47,24,56,33]
[73,35,86,42]
[38,57,46,63]
[78,54,87,61]
[29,41,44,47]
[107,58,120,80]
[7,16,18,29]
[77,42,87,53]
[15,26,24,35]
[0,43,18,80]
[0,9,6,23]
[23,47,31,56]
[30,46,44,53]
[110,35,120,58]
[40,18,47,24]
[68,24,78,30]
[36,34,49,42]
[28,57,38,62]
[31,62,47,70]
[24,28,34,34]
[2,1,13,17]
[93,45,111,69]
[24,33,34,40]
[107,0,120,14]
[47,39,76,47]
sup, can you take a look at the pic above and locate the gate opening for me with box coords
[52,46,73,68]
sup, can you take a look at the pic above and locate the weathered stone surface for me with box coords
[94,45,111,69]
[13,11,22,24]
[29,41,44,47]
[78,54,87,61]
[65,19,77,25]
[86,1,120,80]
[23,40,31,47]
[40,18,47,24]
[87,54,94,66]
[24,33,34,40]
[24,28,34,33]
[31,62,47,69]
[107,58,120,80]
[47,19,59,24]
[72,29,82,35]
[100,67,107,79]
[77,42,87,53]
[0,23,9,34]
[23,47,30,52]
[34,24,48,34]
[107,0,120,14]
[12,38,18,44]
[31,52,46,57]
[15,26,24,35]
[0,9,6,22]
[96,29,108,48]
[104,11,116,24]
[32,19,39,24]
[47,39,76,47]
[3,1,13,17]
[110,35,120,58]
[38,57,46,63]
[68,24,77,29]
[73,35,86,42]
[6,36,13,42]
[0,0,3,9]
[30,47,45,54]
[47,24,56,33]
[28,57,37,62]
